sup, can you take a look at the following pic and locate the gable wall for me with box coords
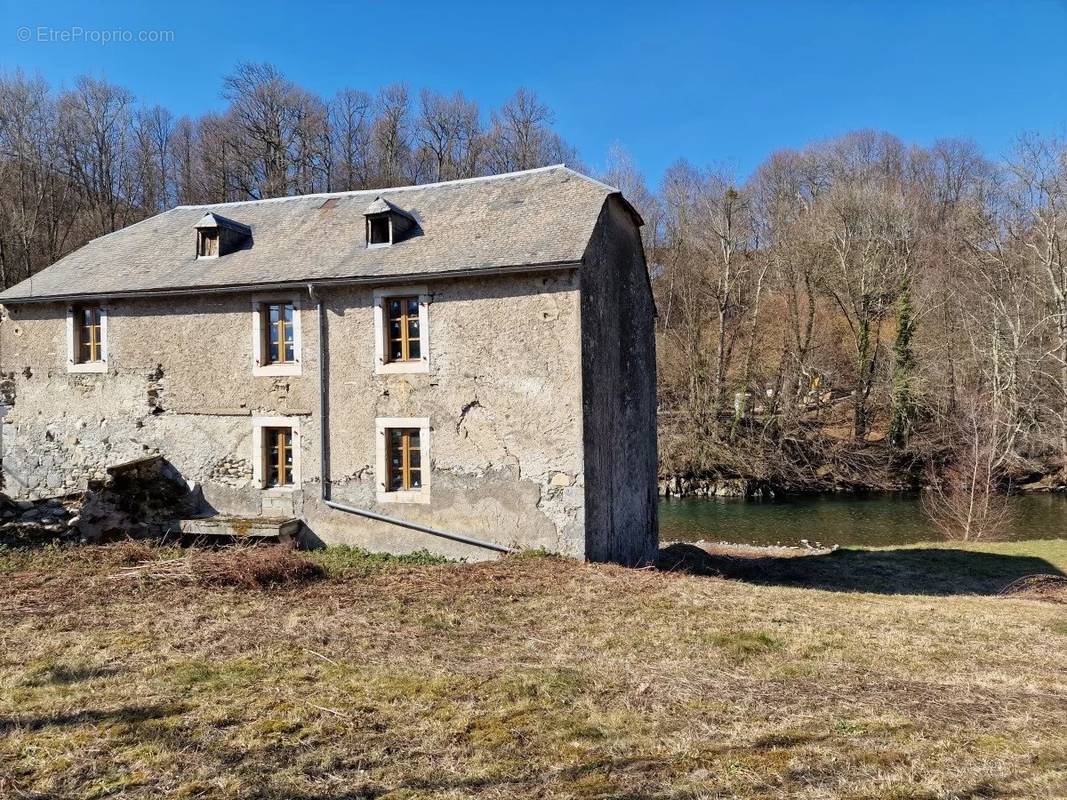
[579,196,659,565]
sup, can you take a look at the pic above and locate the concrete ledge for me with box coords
[179,515,300,539]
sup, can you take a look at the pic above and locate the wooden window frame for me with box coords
[252,416,301,490]
[66,304,108,374]
[385,427,422,492]
[197,229,220,258]
[372,286,430,375]
[385,295,421,363]
[263,426,294,488]
[252,294,302,376]
[375,417,430,504]
[261,301,296,366]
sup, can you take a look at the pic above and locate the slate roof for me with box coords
[0,165,629,303]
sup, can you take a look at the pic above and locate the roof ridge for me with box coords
[174,164,575,211]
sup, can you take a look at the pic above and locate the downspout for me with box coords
[308,284,515,555]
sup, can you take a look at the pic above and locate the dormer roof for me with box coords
[363,197,409,218]
[194,212,252,236]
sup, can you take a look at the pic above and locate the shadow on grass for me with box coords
[23,663,123,686]
[657,543,1066,596]
[0,702,185,734]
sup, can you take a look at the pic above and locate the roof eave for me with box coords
[0,260,583,306]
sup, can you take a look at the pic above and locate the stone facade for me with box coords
[0,170,658,564]
[0,270,604,559]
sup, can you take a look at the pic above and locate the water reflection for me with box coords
[659,492,1067,547]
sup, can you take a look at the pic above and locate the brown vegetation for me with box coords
[0,542,1064,798]
[4,64,1067,496]
[641,132,1067,494]
[112,543,327,589]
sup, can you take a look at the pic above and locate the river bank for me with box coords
[658,473,1067,498]
[658,492,1067,548]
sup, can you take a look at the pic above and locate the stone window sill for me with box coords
[67,362,107,374]
[375,360,430,376]
[376,489,431,505]
[253,363,302,377]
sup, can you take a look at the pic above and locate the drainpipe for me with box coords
[307,284,515,556]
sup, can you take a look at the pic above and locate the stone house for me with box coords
[0,166,658,564]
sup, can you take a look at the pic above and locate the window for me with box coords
[373,287,429,374]
[386,428,422,491]
[252,417,301,489]
[367,214,391,246]
[264,427,294,487]
[198,229,219,258]
[75,306,103,364]
[386,296,420,362]
[66,304,107,373]
[375,417,430,503]
[252,295,302,376]
[264,303,295,364]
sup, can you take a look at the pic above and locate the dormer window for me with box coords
[198,229,219,258]
[364,196,417,248]
[194,213,251,259]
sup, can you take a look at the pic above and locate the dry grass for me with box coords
[0,541,1065,799]
[113,544,328,589]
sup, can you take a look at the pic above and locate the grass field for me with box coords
[0,540,1065,799]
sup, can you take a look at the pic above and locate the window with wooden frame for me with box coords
[375,417,429,502]
[263,426,294,488]
[251,295,301,376]
[373,288,429,375]
[197,229,219,258]
[262,302,296,365]
[385,296,421,363]
[386,428,422,492]
[74,305,103,364]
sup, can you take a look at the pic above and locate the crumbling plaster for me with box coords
[0,270,586,557]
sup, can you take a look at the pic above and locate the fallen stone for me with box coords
[550,472,574,487]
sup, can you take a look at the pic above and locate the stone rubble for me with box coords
[0,454,198,545]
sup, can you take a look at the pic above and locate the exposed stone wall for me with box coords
[0,293,319,508]
[208,455,255,487]
[0,270,586,558]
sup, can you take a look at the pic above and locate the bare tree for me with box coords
[56,75,136,236]
[371,83,413,187]
[415,90,482,182]
[923,391,1014,540]
[328,89,372,190]
[486,88,578,173]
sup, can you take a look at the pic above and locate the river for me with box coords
[658,492,1067,547]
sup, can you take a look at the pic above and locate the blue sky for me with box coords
[3,0,1067,186]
